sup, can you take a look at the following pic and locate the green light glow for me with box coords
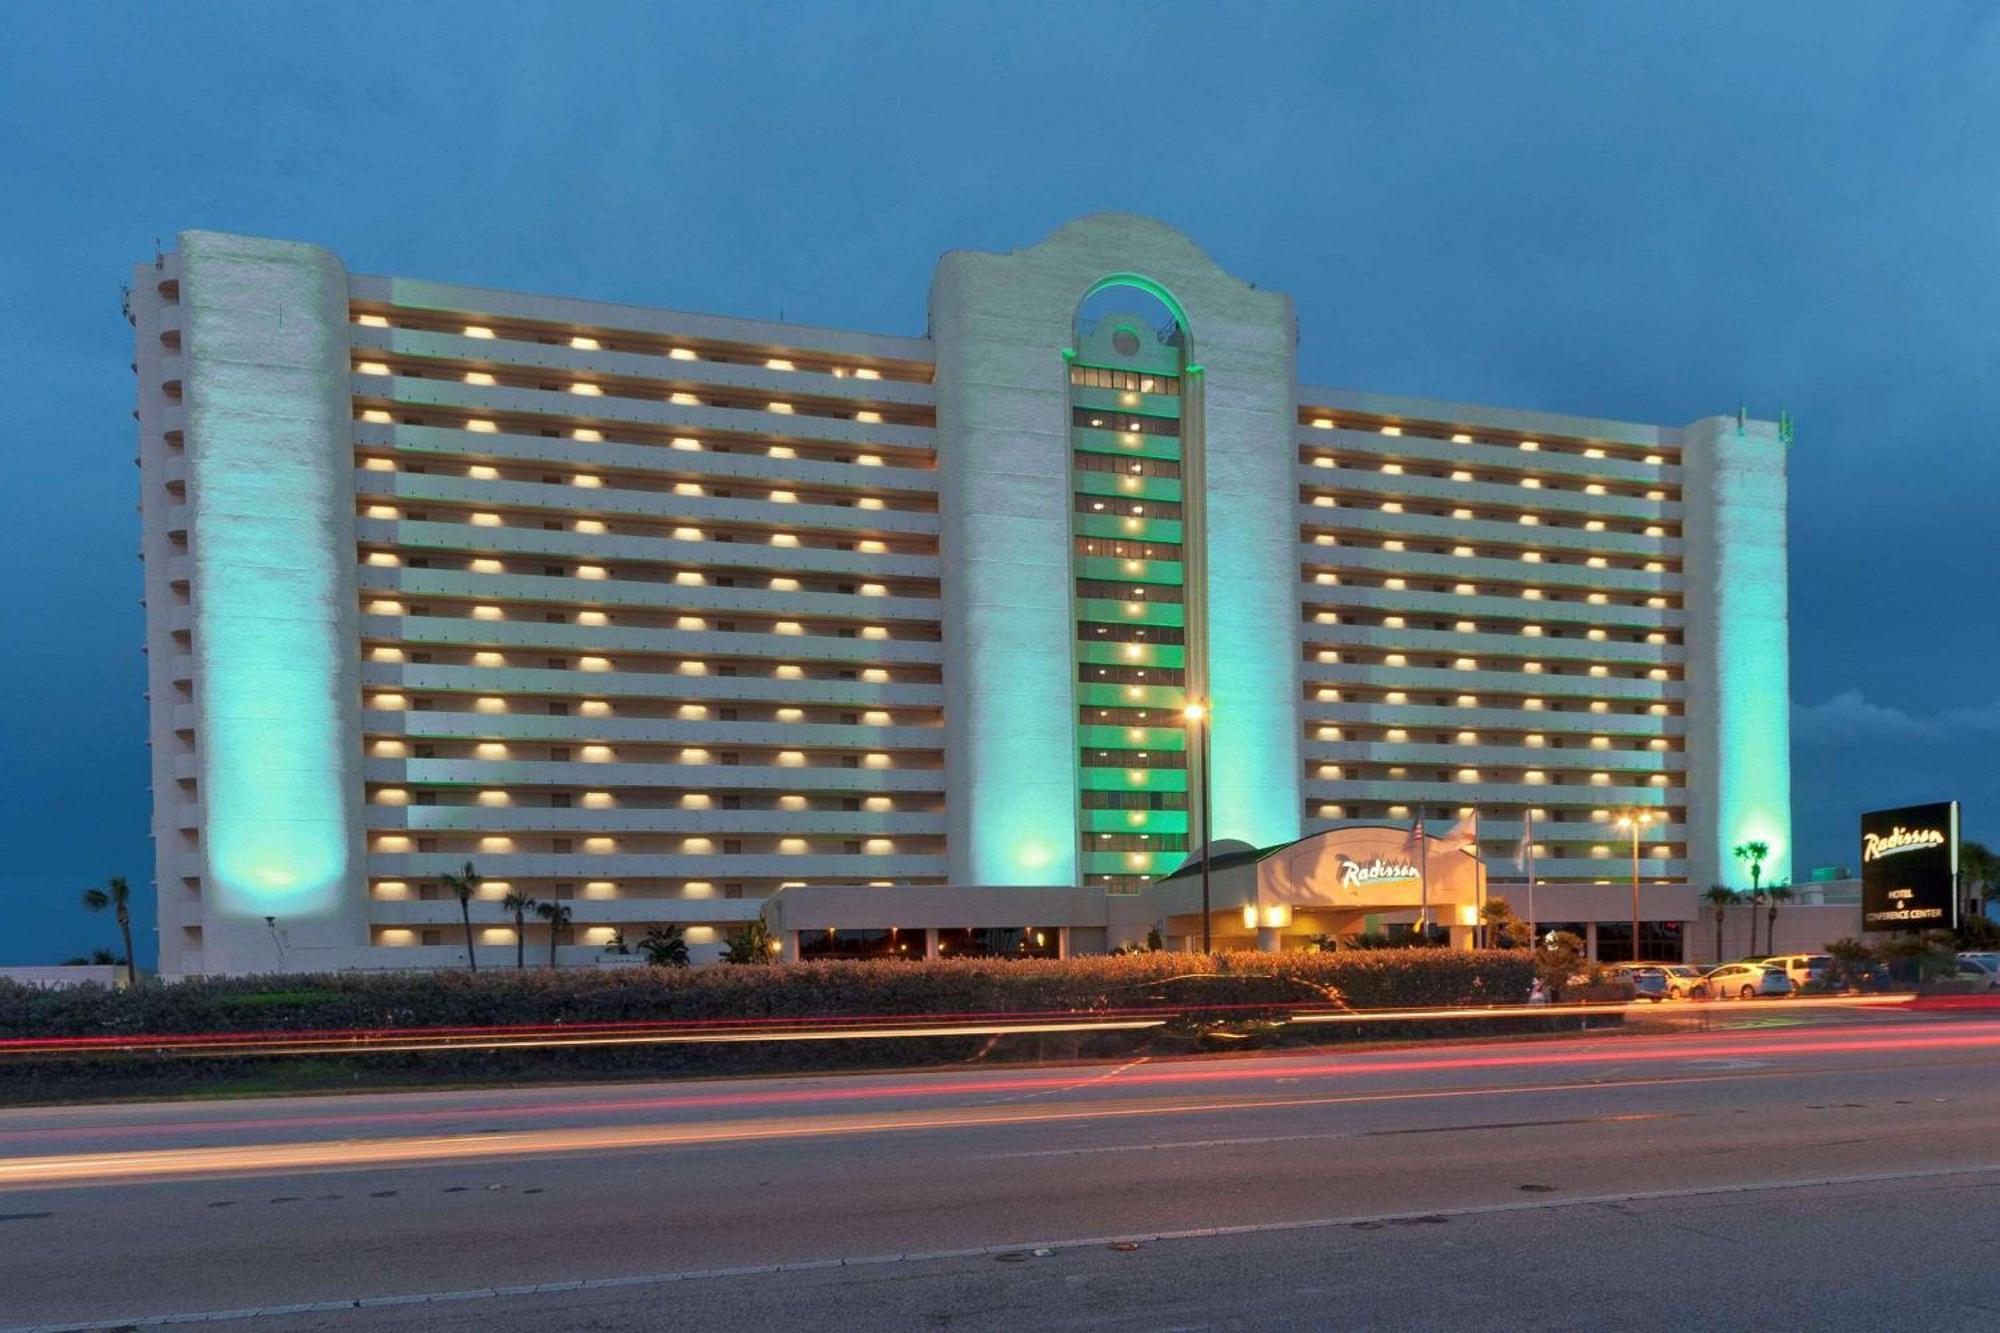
[182,233,359,920]
[1704,423,1793,886]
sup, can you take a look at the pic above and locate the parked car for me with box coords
[1760,954,1832,991]
[1654,964,1713,999]
[1605,964,1670,1002]
[1951,956,2000,989]
[1607,963,1709,1001]
[1703,962,1794,999]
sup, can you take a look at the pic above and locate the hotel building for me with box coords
[130,215,1791,975]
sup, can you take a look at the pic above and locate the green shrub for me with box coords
[0,951,1589,1104]
[0,949,1536,1039]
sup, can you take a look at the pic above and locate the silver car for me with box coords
[1952,956,2000,988]
[1703,962,1794,999]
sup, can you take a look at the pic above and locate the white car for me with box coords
[1654,964,1713,999]
[1609,963,1709,1000]
[1760,954,1832,991]
[1702,962,1794,1000]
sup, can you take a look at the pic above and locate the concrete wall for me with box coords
[133,253,198,975]
[0,966,127,991]
[1680,415,1792,892]
[179,231,369,972]
[1684,901,1861,964]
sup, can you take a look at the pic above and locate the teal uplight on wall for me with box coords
[1714,574,1793,886]
[182,232,361,921]
[1702,419,1793,889]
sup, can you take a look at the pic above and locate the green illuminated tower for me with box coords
[930,216,1305,889]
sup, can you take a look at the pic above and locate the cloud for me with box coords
[1789,690,2000,867]
[1792,691,2000,745]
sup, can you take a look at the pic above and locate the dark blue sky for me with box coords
[4,2,1994,965]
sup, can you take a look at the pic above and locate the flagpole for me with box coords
[1526,808,1538,944]
[1417,809,1429,939]
[1473,805,1485,947]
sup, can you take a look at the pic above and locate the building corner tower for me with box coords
[1680,413,1792,892]
[139,231,369,975]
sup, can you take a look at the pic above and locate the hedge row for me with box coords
[0,950,1538,1038]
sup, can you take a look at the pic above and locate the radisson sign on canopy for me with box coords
[1860,801,1959,931]
[1336,855,1422,892]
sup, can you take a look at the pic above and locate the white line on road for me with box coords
[11,1159,2000,1333]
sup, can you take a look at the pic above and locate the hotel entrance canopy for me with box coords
[1148,825,1487,948]
[763,826,1489,956]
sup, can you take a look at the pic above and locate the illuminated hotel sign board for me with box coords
[1861,801,1959,931]
[1260,826,1480,911]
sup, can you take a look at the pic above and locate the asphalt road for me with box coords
[5,1005,2000,1330]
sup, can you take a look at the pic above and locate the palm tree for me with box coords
[500,891,538,969]
[1962,841,1999,917]
[534,899,573,968]
[1733,841,1770,894]
[1766,884,1794,956]
[1733,842,1771,953]
[1702,886,1737,963]
[640,925,691,968]
[438,862,482,973]
[721,918,771,964]
[80,876,136,987]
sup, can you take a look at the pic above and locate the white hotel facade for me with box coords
[130,215,1792,976]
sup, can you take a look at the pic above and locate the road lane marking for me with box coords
[994,1111,1689,1159]
[1364,1111,1686,1136]
[11,1160,2000,1333]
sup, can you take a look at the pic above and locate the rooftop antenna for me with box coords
[154,237,164,270]
[1736,404,1747,438]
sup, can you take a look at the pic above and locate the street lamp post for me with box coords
[1616,810,1655,962]
[1184,700,1212,954]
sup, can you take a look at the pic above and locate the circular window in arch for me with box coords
[1075,280,1188,370]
